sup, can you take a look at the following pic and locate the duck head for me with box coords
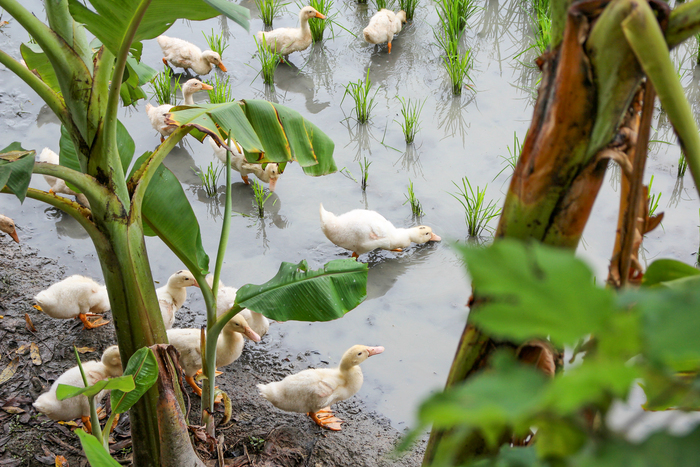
[225,314,261,342]
[202,50,227,72]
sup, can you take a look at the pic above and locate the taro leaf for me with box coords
[56,375,135,400]
[20,43,61,95]
[416,353,546,447]
[636,286,700,372]
[168,101,337,175]
[60,120,135,176]
[642,258,700,288]
[534,418,587,459]
[131,152,209,274]
[111,347,158,414]
[68,0,249,62]
[235,259,367,322]
[0,143,36,203]
[459,239,616,347]
[75,429,122,467]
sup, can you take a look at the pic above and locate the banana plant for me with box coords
[424,0,700,463]
[0,0,367,465]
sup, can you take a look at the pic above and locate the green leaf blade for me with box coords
[111,347,158,414]
[56,375,135,400]
[0,144,36,203]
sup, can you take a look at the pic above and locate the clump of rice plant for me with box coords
[256,0,287,27]
[202,29,229,58]
[395,97,425,144]
[149,66,178,106]
[528,0,551,54]
[342,69,379,123]
[206,72,234,104]
[359,157,372,191]
[648,175,661,218]
[436,0,478,35]
[450,176,501,237]
[251,180,273,217]
[194,162,223,197]
[403,179,424,217]
[678,149,688,177]
[373,0,392,10]
[307,0,333,42]
[398,0,419,20]
[255,34,282,85]
[494,131,522,179]
[443,49,473,95]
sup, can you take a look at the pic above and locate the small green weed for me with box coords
[202,29,229,58]
[340,166,358,182]
[359,157,372,191]
[255,34,282,85]
[342,69,379,123]
[494,131,522,180]
[678,150,688,178]
[249,436,266,453]
[395,97,425,144]
[252,180,273,217]
[450,177,501,237]
[194,162,223,197]
[648,175,661,218]
[403,179,424,218]
[206,72,234,104]
[149,66,178,106]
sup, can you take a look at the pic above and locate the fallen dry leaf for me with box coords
[58,420,79,427]
[25,313,37,332]
[55,455,68,466]
[30,342,42,365]
[2,407,25,414]
[0,358,19,386]
[15,344,30,355]
[75,346,96,354]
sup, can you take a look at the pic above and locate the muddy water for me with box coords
[1,0,698,430]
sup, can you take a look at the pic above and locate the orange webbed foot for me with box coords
[308,407,343,431]
[78,313,110,330]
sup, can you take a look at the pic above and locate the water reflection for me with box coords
[36,104,60,127]
[342,121,375,160]
[394,143,423,177]
[436,94,473,144]
[305,43,336,96]
[275,62,331,113]
[668,176,692,209]
[162,144,202,186]
[229,183,289,230]
[45,207,90,240]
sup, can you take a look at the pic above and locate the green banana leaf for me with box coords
[110,347,158,414]
[20,43,61,96]
[168,100,337,175]
[75,430,122,467]
[235,259,368,322]
[0,143,35,203]
[130,152,209,274]
[56,375,135,400]
[68,0,250,62]
[643,259,700,288]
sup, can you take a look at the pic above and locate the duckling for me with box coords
[256,6,326,60]
[0,214,19,243]
[34,275,111,329]
[258,344,384,430]
[33,345,122,430]
[37,148,90,208]
[157,270,199,330]
[205,274,270,340]
[167,314,261,396]
[207,137,281,191]
[157,35,227,75]
[145,79,213,142]
[319,203,441,258]
[363,9,407,54]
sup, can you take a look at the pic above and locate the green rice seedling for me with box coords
[648,175,661,218]
[340,167,358,182]
[342,69,379,123]
[307,0,333,42]
[256,0,288,27]
[251,180,273,217]
[149,66,177,106]
[359,157,372,191]
[678,149,688,177]
[530,0,551,54]
[398,0,419,20]
[255,35,282,85]
[450,176,501,237]
[206,72,234,104]
[202,29,229,59]
[442,49,473,95]
[436,0,477,35]
[494,131,522,180]
[433,26,460,60]
[373,0,392,10]
[194,162,223,197]
[395,97,425,144]
[403,179,424,218]
[696,33,700,65]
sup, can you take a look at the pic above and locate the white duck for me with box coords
[157,35,227,75]
[207,136,281,191]
[37,148,90,208]
[157,270,199,330]
[256,6,326,59]
[258,344,384,430]
[34,275,111,329]
[33,345,122,431]
[319,204,441,258]
[0,214,19,243]
[167,314,261,396]
[206,274,270,339]
[146,79,213,142]
[363,9,407,54]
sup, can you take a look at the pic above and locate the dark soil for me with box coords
[0,239,425,466]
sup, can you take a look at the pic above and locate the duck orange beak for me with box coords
[367,346,384,356]
[315,12,326,19]
[9,230,19,243]
[201,83,214,91]
[268,177,277,192]
[217,62,228,72]
[193,280,200,288]
[244,326,261,342]
[430,233,441,242]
